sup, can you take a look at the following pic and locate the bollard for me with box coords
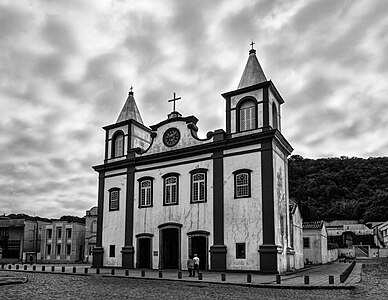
[51,266,55,272]
[198,273,203,280]
[42,266,45,271]
[111,269,115,275]
[96,268,100,275]
[24,265,27,270]
[141,270,145,277]
[178,271,182,279]
[84,268,88,274]
[33,265,36,271]
[329,275,334,284]
[247,274,252,283]
[125,269,129,276]
[62,267,65,272]
[221,273,226,281]
[73,267,76,273]
[304,275,310,285]
[16,265,19,270]
[276,274,281,284]
[159,270,163,278]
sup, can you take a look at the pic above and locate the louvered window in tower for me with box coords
[112,132,124,158]
[239,101,256,131]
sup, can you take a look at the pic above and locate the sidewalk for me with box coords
[0,261,361,289]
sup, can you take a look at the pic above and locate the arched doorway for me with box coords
[188,230,209,271]
[136,233,153,268]
[158,223,182,269]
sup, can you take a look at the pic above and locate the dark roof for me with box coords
[116,91,144,124]
[289,199,297,214]
[303,221,324,230]
[237,49,267,89]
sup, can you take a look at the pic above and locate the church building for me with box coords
[92,46,297,273]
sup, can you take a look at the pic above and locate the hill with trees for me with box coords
[288,155,388,222]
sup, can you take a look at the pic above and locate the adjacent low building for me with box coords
[41,221,85,263]
[85,207,98,263]
[0,216,49,263]
[303,221,332,265]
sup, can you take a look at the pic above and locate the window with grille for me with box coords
[163,173,179,205]
[190,169,207,203]
[233,169,252,198]
[109,188,120,211]
[236,243,246,259]
[303,237,310,249]
[66,244,71,255]
[112,131,124,158]
[239,100,256,131]
[109,245,115,257]
[139,177,153,208]
[47,244,51,255]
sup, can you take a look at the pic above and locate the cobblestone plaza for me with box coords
[1,259,387,299]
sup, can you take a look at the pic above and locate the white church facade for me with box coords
[92,47,298,273]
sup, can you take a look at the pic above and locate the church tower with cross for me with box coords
[92,46,303,273]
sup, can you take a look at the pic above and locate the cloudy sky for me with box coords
[1,0,388,218]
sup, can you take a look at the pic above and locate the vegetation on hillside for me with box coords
[289,155,388,222]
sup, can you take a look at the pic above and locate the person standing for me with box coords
[193,254,200,276]
[187,255,194,277]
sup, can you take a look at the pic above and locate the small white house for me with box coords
[303,221,328,264]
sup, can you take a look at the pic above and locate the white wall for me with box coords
[133,159,214,270]
[224,149,262,270]
[102,170,127,266]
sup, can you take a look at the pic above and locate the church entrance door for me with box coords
[160,228,180,269]
[138,238,152,268]
[189,235,208,270]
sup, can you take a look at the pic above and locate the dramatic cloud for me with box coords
[1,0,387,218]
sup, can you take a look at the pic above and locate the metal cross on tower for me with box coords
[250,41,255,50]
[167,92,182,112]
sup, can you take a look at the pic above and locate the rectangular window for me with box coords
[47,229,52,239]
[57,228,62,239]
[234,170,252,198]
[191,172,207,203]
[47,244,51,255]
[66,244,71,255]
[66,228,72,239]
[164,176,179,205]
[236,243,246,259]
[303,237,310,249]
[56,244,61,255]
[109,245,115,257]
[140,179,153,207]
[109,189,120,211]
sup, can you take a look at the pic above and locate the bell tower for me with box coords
[222,45,283,135]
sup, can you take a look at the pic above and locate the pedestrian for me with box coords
[193,254,200,276]
[187,255,194,277]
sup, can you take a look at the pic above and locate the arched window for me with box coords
[239,100,256,131]
[112,131,124,158]
[190,169,207,203]
[163,173,179,205]
[138,177,154,208]
[233,169,252,198]
[90,220,97,233]
[272,103,278,129]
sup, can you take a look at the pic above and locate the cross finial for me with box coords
[167,92,182,112]
[250,41,255,50]
[130,86,133,92]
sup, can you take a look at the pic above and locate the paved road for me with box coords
[1,258,387,299]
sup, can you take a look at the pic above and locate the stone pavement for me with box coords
[0,261,361,289]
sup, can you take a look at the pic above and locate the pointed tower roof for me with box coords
[237,47,267,89]
[116,88,144,124]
